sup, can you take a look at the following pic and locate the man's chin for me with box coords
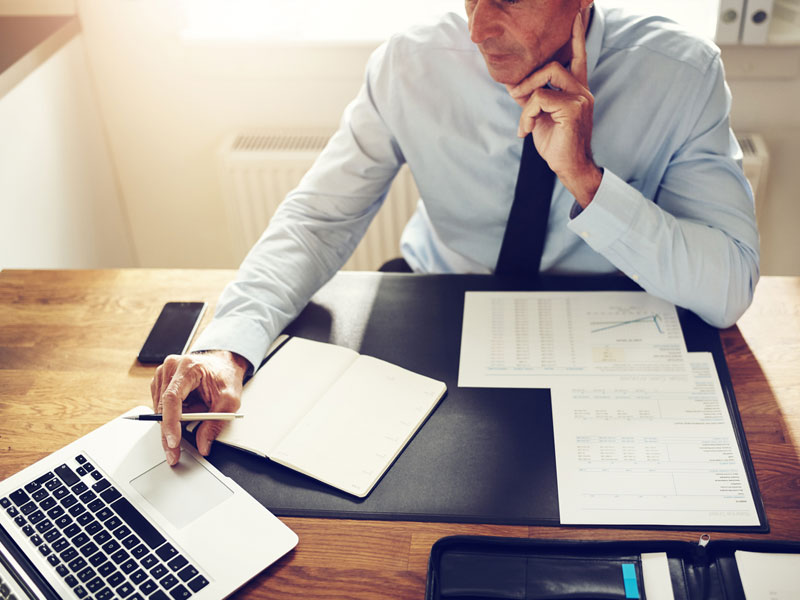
[481,56,529,86]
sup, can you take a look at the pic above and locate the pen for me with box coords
[123,413,243,422]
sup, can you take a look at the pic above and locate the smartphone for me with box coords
[137,301,207,364]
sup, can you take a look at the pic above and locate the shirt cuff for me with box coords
[190,315,272,375]
[566,168,645,253]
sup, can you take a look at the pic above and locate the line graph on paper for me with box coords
[591,314,664,335]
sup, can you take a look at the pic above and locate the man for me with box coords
[152,1,759,465]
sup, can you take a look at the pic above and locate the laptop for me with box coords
[0,406,298,599]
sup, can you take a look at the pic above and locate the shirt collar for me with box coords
[585,3,605,82]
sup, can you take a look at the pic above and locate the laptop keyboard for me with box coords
[1,454,210,600]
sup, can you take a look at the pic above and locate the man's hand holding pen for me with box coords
[150,350,250,466]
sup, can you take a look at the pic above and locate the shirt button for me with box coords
[581,231,590,240]
[631,274,640,282]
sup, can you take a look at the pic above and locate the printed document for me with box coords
[735,551,800,600]
[458,291,688,388]
[551,353,759,526]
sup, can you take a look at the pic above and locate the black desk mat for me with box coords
[203,273,767,531]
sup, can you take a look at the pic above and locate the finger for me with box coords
[195,391,240,456]
[518,89,586,137]
[570,11,588,87]
[508,61,586,105]
[160,357,201,451]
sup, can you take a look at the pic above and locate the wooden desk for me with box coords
[1,269,799,599]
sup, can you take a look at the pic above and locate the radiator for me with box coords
[219,130,419,271]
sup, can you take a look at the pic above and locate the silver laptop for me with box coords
[0,407,298,599]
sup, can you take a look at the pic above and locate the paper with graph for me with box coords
[458,291,688,388]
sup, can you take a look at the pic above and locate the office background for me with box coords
[1,0,799,275]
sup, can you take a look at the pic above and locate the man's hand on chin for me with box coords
[506,11,602,209]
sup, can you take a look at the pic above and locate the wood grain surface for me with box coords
[1,270,798,599]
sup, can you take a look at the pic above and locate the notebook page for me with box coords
[268,355,446,497]
[215,337,359,455]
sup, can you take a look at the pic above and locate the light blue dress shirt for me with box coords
[194,4,760,371]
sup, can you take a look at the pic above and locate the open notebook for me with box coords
[212,336,447,498]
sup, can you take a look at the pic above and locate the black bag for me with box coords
[425,535,800,600]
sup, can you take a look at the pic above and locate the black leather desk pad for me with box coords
[204,273,767,531]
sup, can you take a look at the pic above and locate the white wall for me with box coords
[0,32,134,269]
[76,0,800,274]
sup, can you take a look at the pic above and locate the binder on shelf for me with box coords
[716,0,745,44]
[742,0,775,44]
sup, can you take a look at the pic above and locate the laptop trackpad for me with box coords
[130,453,233,529]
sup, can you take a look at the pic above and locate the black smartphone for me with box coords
[137,301,207,364]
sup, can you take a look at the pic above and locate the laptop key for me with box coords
[96,587,114,600]
[92,479,111,493]
[5,505,18,517]
[23,481,41,494]
[20,501,36,515]
[138,579,157,595]
[14,515,25,527]
[94,530,111,545]
[54,464,80,487]
[77,513,95,527]
[120,558,138,574]
[78,490,96,504]
[29,534,42,546]
[86,576,104,593]
[45,504,64,519]
[168,555,188,572]
[122,534,140,549]
[177,565,197,582]
[44,528,61,543]
[47,553,60,566]
[31,488,48,502]
[59,547,78,562]
[149,590,169,600]
[90,470,103,481]
[169,584,192,599]
[111,548,130,564]
[156,543,177,561]
[113,525,132,540]
[84,520,102,535]
[187,575,209,593]
[45,478,62,491]
[72,532,90,547]
[56,564,69,577]
[150,564,168,579]
[40,496,56,510]
[64,523,81,537]
[89,552,107,567]
[107,571,126,587]
[9,489,30,506]
[68,503,86,517]
[0,496,9,508]
[73,584,87,598]
[52,538,69,552]
[104,516,122,530]
[22,525,34,537]
[64,574,78,587]
[96,507,113,521]
[161,574,178,590]
[52,487,68,500]
[37,544,51,556]
[27,510,44,524]
[131,544,148,559]
[35,519,54,533]
[129,569,147,584]
[101,539,120,554]
[59,494,78,509]
[67,556,87,572]
[77,566,95,583]
[97,562,116,578]
[75,455,87,464]
[79,541,98,557]
[116,582,135,597]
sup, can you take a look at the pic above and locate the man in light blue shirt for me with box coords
[152,1,759,465]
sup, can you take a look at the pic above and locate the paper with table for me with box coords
[458,291,759,527]
[214,336,447,498]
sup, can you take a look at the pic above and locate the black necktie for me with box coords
[495,134,556,277]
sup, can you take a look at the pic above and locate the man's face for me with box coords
[465,0,583,86]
